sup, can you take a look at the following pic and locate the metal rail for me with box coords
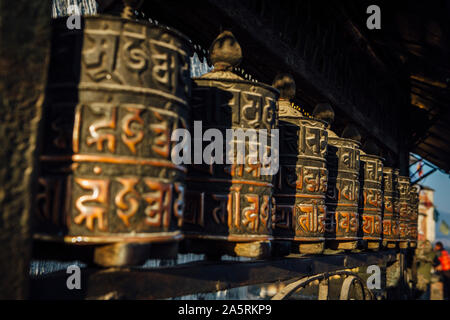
[30,250,397,300]
[272,270,375,300]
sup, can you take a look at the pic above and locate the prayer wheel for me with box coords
[358,153,384,250]
[182,31,279,258]
[397,176,411,249]
[393,169,402,245]
[382,167,400,249]
[325,136,361,250]
[35,13,192,266]
[409,185,419,248]
[272,74,328,255]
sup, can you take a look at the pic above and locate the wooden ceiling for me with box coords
[341,0,450,172]
[140,0,450,172]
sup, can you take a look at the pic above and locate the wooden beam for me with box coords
[206,0,400,155]
[411,75,448,89]
[424,130,450,145]
[412,168,438,185]
[416,142,450,161]
[418,139,450,158]
[336,3,389,74]
[413,146,450,172]
[145,0,401,154]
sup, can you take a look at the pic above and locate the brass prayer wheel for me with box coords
[182,31,279,258]
[358,153,384,250]
[273,75,328,255]
[35,15,192,265]
[325,136,361,250]
[382,167,400,248]
[393,169,402,245]
[409,185,419,248]
[397,175,411,249]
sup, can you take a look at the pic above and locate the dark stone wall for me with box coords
[0,1,50,299]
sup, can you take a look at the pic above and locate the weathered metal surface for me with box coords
[409,185,419,247]
[36,16,192,248]
[393,169,402,244]
[273,75,328,254]
[325,137,361,249]
[397,176,411,249]
[29,250,397,299]
[358,153,384,249]
[183,32,278,247]
[382,167,400,248]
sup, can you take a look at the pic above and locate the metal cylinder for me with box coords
[358,153,383,250]
[184,79,278,240]
[182,32,279,257]
[382,167,400,248]
[325,137,361,250]
[393,169,402,244]
[274,102,328,254]
[397,176,411,249]
[409,185,419,248]
[36,16,192,254]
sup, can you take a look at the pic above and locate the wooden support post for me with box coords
[0,0,51,298]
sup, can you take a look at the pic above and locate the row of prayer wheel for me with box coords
[34,14,419,265]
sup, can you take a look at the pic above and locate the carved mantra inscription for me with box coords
[362,214,382,236]
[192,86,276,131]
[37,17,192,241]
[277,165,328,194]
[274,203,326,235]
[381,168,400,241]
[383,216,399,238]
[39,177,185,232]
[274,117,328,241]
[408,189,419,242]
[184,190,273,234]
[81,20,190,98]
[397,176,410,242]
[184,78,278,240]
[334,212,359,234]
[326,178,359,203]
[280,123,327,158]
[325,138,361,241]
[383,199,399,238]
[76,103,183,160]
[359,155,383,241]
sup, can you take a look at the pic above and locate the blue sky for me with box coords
[413,165,450,247]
